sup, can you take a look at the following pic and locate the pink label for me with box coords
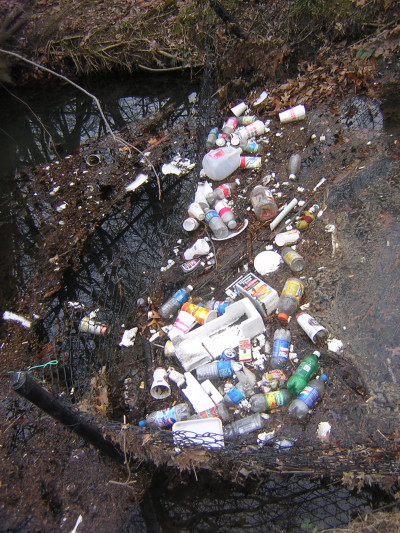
[218,206,231,216]
[209,149,226,160]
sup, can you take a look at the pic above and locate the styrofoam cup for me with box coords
[187,202,205,221]
[168,310,197,340]
[150,367,171,399]
[183,218,200,232]
[231,101,248,117]
[279,105,306,123]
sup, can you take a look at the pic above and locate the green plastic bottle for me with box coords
[287,351,321,396]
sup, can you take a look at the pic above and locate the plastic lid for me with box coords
[186,285,194,292]
[277,312,289,322]
[313,350,321,358]
[138,420,146,427]
[319,374,328,381]
[274,234,286,247]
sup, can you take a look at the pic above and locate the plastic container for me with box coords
[173,417,224,449]
[213,182,237,200]
[181,302,217,325]
[271,328,291,369]
[286,351,321,396]
[288,375,328,419]
[281,247,305,273]
[296,311,329,345]
[277,277,305,322]
[214,199,237,230]
[288,153,301,180]
[202,146,242,181]
[250,185,278,222]
[159,285,193,320]
[204,207,230,239]
[274,229,301,247]
[205,127,219,151]
[250,389,292,413]
[224,412,265,440]
[222,117,238,135]
[182,239,210,261]
[195,360,243,382]
[138,403,191,428]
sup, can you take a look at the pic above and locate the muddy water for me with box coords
[1,76,400,532]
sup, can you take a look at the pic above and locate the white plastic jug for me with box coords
[202,146,242,181]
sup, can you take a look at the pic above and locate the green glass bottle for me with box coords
[287,351,321,396]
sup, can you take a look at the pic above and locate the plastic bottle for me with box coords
[205,127,219,151]
[196,360,243,382]
[277,277,305,322]
[202,146,242,181]
[281,247,305,273]
[213,182,237,200]
[286,351,321,396]
[270,328,291,369]
[204,299,231,315]
[198,401,232,422]
[138,403,191,428]
[241,138,264,154]
[250,185,278,222]
[214,199,237,230]
[288,375,328,419]
[195,182,212,210]
[288,153,301,180]
[250,389,292,413]
[159,285,193,320]
[223,379,254,406]
[274,229,301,247]
[204,207,230,239]
[296,311,329,345]
[224,412,265,440]
[221,116,238,135]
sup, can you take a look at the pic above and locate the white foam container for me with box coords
[172,417,224,450]
[174,298,265,372]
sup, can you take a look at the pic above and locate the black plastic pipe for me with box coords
[12,371,122,461]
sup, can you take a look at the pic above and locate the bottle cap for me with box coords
[230,133,240,146]
[187,285,194,292]
[289,173,296,180]
[277,312,289,322]
[313,351,321,358]
[319,374,328,381]
[138,420,146,427]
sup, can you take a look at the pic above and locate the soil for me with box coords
[1,1,400,532]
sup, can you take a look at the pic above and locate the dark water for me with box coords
[1,75,399,532]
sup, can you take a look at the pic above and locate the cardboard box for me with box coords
[232,272,279,317]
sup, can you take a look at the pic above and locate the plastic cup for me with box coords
[150,367,171,399]
[181,302,217,324]
[183,218,200,232]
[231,101,248,117]
[279,105,306,123]
[182,238,210,260]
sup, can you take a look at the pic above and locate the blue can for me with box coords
[220,348,237,361]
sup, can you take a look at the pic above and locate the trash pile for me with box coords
[133,97,341,451]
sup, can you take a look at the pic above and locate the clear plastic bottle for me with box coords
[224,412,265,440]
[221,116,238,135]
[288,375,327,419]
[286,351,321,396]
[195,360,243,382]
[159,285,193,320]
[214,199,237,230]
[296,311,329,345]
[241,138,264,154]
[205,127,219,151]
[250,185,278,222]
[288,153,301,180]
[277,277,305,322]
[202,146,242,181]
[236,115,257,125]
[204,299,231,315]
[270,328,291,369]
[250,389,292,413]
[281,247,305,273]
[213,182,237,200]
[138,403,191,428]
[223,379,254,406]
[198,401,232,422]
[204,207,230,239]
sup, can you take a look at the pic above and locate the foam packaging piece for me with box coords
[174,298,265,372]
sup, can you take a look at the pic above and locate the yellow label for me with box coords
[282,279,304,300]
